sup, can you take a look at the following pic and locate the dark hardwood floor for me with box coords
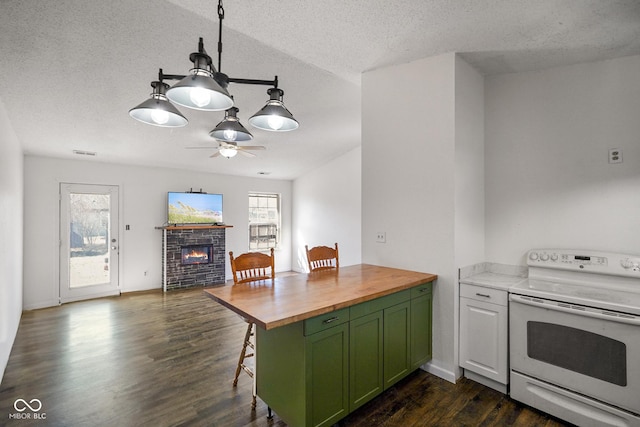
[0,288,569,427]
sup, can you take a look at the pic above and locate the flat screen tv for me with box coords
[167,192,223,225]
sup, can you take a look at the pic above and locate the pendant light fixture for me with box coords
[249,88,299,131]
[129,81,188,127]
[129,0,298,142]
[209,106,253,142]
[164,40,233,112]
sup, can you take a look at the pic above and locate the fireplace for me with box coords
[181,245,213,265]
[161,226,227,291]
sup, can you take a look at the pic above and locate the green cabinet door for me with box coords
[383,300,411,389]
[349,310,383,411]
[305,322,349,427]
[256,311,349,427]
[411,283,433,369]
[257,283,433,427]
[256,322,307,427]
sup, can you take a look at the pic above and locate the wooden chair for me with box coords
[229,248,275,410]
[305,243,339,272]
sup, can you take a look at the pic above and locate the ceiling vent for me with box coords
[73,150,97,156]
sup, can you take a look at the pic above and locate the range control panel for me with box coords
[528,249,640,276]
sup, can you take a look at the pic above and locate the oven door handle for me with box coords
[509,294,640,326]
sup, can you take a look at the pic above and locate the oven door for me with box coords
[510,294,640,416]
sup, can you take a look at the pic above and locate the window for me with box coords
[248,193,280,251]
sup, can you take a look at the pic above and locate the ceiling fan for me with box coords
[186,141,266,158]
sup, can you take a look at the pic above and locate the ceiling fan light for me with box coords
[248,88,299,131]
[209,107,253,142]
[219,146,238,158]
[129,82,188,127]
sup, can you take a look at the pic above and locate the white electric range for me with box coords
[509,249,640,427]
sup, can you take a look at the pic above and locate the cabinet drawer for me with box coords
[350,289,411,319]
[411,283,432,299]
[460,283,507,306]
[304,307,350,336]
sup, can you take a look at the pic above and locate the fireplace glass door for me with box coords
[60,183,120,303]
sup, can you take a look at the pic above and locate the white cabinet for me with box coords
[459,283,508,393]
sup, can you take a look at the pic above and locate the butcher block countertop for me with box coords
[203,264,437,330]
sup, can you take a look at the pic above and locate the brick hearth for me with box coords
[162,226,228,291]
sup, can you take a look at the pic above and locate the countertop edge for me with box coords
[204,273,437,330]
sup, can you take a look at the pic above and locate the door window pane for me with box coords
[69,193,110,287]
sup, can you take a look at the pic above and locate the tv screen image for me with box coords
[167,192,223,225]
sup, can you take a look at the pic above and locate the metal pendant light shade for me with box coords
[166,49,234,112]
[210,107,253,142]
[129,81,188,127]
[166,72,233,112]
[248,88,299,131]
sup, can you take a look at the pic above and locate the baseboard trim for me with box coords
[422,359,457,384]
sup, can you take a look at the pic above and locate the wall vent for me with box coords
[73,150,97,156]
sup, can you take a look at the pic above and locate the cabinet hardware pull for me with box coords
[476,293,491,298]
[322,316,339,324]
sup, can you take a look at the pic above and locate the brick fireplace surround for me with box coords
[160,225,232,291]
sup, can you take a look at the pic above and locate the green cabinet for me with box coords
[383,300,412,388]
[410,283,433,369]
[256,282,433,427]
[305,322,349,427]
[257,308,349,427]
[349,310,383,411]
[348,287,422,409]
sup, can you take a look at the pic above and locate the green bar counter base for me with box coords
[203,264,436,427]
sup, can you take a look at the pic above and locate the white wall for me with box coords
[485,55,640,264]
[23,156,292,309]
[454,58,485,268]
[0,98,24,382]
[362,53,460,381]
[292,147,362,272]
[453,56,485,378]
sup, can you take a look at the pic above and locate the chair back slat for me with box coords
[305,243,339,272]
[229,248,275,284]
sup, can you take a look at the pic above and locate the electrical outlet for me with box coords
[376,232,386,243]
[609,148,623,164]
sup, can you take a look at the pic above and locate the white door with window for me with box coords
[60,183,120,303]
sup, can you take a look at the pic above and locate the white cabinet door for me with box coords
[459,297,507,383]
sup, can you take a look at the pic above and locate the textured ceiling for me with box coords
[1,0,639,179]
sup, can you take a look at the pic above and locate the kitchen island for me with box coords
[204,264,437,427]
